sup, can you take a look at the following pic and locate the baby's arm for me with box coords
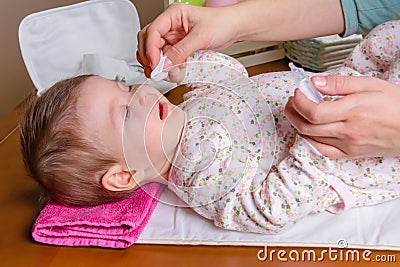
[176,50,249,100]
[182,50,248,83]
[158,50,249,99]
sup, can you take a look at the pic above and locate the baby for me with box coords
[21,20,400,234]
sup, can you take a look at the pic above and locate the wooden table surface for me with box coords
[1,59,399,266]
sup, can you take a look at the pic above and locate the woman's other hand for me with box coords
[285,75,400,159]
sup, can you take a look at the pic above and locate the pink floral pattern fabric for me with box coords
[344,20,400,85]
[168,20,400,234]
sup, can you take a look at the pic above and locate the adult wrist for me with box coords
[228,0,271,42]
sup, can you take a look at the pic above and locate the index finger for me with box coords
[311,75,382,96]
[145,25,167,69]
[144,5,184,69]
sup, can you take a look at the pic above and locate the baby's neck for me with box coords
[156,123,185,185]
[157,159,172,184]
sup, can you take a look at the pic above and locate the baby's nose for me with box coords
[138,92,148,106]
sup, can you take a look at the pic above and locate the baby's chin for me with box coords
[164,104,185,127]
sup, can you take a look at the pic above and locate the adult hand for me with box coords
[136,3,238,77]
[136,0,345,77]
[284,75,400,159]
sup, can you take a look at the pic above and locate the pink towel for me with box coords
[32,183,163,248]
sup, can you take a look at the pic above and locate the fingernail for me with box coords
[164,58,173,70]
[312,76,327,87]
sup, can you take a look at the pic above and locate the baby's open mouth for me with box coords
[159,102,168,120]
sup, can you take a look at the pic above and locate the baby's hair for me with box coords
[20,75,135,206]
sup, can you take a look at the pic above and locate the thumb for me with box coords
[163,33,202,66]
[311,75,377,96]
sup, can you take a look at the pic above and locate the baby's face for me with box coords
[77,76,185,183]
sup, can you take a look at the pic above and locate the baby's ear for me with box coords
[101,164,139,192]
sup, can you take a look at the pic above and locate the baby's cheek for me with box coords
[144,122,163,156]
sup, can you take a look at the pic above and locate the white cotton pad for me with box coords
[150,51,169,81]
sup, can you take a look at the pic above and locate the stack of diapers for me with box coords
[284,34,363,71]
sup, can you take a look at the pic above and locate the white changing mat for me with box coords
[138,189,400,250]
[18,0,176,94]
